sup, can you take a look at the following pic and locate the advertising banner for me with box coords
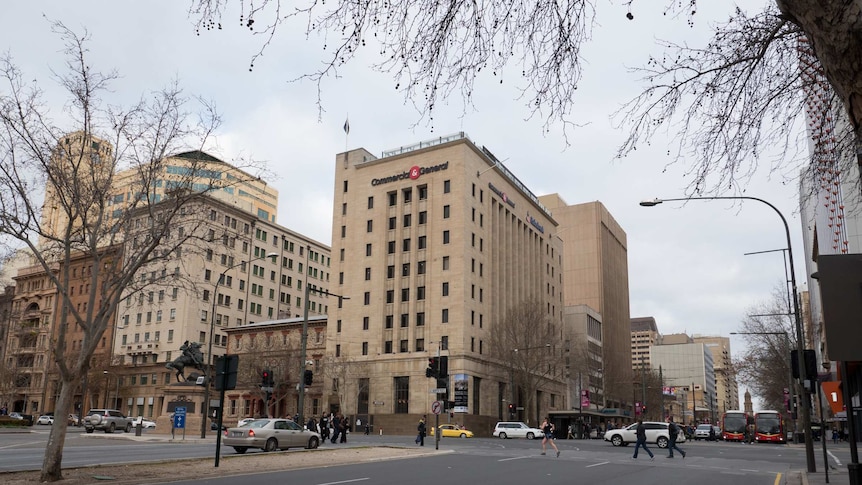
[454,374,469,413]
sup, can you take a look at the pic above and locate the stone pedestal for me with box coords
[154,383,207,436]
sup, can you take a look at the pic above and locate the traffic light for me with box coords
[508,403,515,415]
[303,369,314,386]
[261,369,273,387]
[426,357,438,378]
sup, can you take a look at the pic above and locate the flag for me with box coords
[343,118,350,135]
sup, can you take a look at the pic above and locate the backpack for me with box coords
[668,422,679,436]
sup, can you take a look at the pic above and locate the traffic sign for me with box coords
[173,414,185,428]
[431,401,443,415]
[430,388,446,393]
[174,406,187,416]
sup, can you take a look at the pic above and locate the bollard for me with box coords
[135,422,142,436]
[379,428,383,436]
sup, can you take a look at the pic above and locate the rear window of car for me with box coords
[248,420,271,428]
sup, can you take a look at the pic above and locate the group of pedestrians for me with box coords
[305,412,351,444]
[632,417,687,460]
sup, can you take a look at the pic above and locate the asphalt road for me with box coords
[2,427,852,484]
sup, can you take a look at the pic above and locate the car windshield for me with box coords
[697,425,711,430]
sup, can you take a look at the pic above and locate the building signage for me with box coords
[526,212,545,234]
[488,183,516,208]
[454,373,469,413]
[370,161,449,186]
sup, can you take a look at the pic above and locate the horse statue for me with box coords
[166,341,205,382]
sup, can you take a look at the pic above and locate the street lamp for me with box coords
[641,196,815,472]
[200,251,278,438]
[102,371,109,408]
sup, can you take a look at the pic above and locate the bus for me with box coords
[720,410,750,441]
[754,410,786,443]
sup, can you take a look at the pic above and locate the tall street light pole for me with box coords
[641,196,816,472]
[200,251,277,439]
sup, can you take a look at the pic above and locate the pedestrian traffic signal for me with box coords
[303,369,314,386]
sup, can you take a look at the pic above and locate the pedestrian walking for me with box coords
[320,414,330,441]
[632,419,655,460]
[567,424,575,440]
[340,414,348,443]
[330,414,342,443]
[416,416,427,446]
[540,417,560,457]
[665,417,686,459]
[306,416,317,433]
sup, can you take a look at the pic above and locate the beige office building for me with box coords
[631,316,660,370]
[328,133,566,433]
[538,196,633,411]
[692,335,739,414]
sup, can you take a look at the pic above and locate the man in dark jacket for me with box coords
[666,417,687,458]
[416,417,426,446]
[632,419,654,460]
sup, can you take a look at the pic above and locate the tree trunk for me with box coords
[40,377,79,482]
[777,1,862,136]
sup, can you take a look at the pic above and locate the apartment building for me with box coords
[327,133,566,432]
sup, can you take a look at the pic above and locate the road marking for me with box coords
[586,461,609,468]
[829,449,842,466]
[498,456,531,462]
[0,440,44,450]
[740,469,759,472]
[319,479,369,485]
[773,473,781,485]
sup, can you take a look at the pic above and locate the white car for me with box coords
[603,421,686,448]
[493,421,545,439]
[36,415,55,425]
[134,417,156,429]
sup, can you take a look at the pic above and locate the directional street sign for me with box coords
[430,388,446,393]
[174,406,187,429]
[431,400,443,415]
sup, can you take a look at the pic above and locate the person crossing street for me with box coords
[540,417,560,457]
[666,417,687,459]
[632,419,654,461]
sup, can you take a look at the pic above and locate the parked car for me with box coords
[603,421,686,448]
[223,418,321,454]
[430,424,474,438]
[84,409,133,434]
[36,415,55,425]
[68,414,80,426]
[493,422,544,439]
[133,417,156,429]
[8,412,24,420]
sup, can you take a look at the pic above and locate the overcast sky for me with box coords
[3,1,801,400]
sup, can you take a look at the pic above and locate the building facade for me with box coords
[630,316,660,371]
[651,342,717,425]
[692,335,738,415]
[327,133,566,433]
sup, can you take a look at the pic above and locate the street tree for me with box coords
[320,355,369,418]
[188,1,862,195]
[733,285,796,413]
[486,298,563,425]
[0,24,263,482]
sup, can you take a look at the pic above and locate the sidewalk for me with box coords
[801,469,851,485]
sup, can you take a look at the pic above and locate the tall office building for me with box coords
[692,335,738,414]
[538,196,633,410]
[630,317,660,371]
[328,133,565,431]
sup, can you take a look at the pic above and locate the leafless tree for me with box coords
[486,298,562,425]
[188,1,862,195]
[235,333,301,418]
[733,285,796,413]
[0,24,265,481]
[319,355,369,417]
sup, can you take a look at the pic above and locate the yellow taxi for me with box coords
[430,423,474,438]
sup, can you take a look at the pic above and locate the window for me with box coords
[388,217,396,230]
[444,180,451,193]
[364,292,371,305]
[418,236,427,249]
[366,244,372,257]
[443,205,450,218]
[441,336,449,350]
[443,256,450,270]
[416,339,425,351]
[388,192,397,206]
[443,231,450,244]
[367,196,374,209]
[384,340,393,354]
[400,313,409,327]
[387,265,395,278]
[386,290,394,303]
[442,309,449,323]
[403,214,411,227]
[385,315,394,329]
[402,238,410,251]
[401,288,409,302]
[341,225,346,238]
[365,267,371,280]
[387,241,395,254]
[417,286,425,300]
[362,317,369,330]
[418,185,428,200]
[394,377,409,413]
[416,312,425,326]
[400,339,408,352]
[402,188,412,203]
[418,211,427,224]
[442,282,449,296]
[366,220,373,232]
[362,342,369,355]
[402,263,410,277]
[417,261,426,274]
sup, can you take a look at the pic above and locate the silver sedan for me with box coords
[222,419,321,454]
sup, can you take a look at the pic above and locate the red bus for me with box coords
[754,410,786,443]
[720,410,750,441]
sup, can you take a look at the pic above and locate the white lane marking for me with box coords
[829,449,843,466]
[0,440,44,450]
[318,479,370,485]
[499,456,531,462]
[586,461,610,468]
[740,469,759,472]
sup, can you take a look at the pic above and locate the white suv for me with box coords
[493,421,544,439]
[604,421,686,448]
